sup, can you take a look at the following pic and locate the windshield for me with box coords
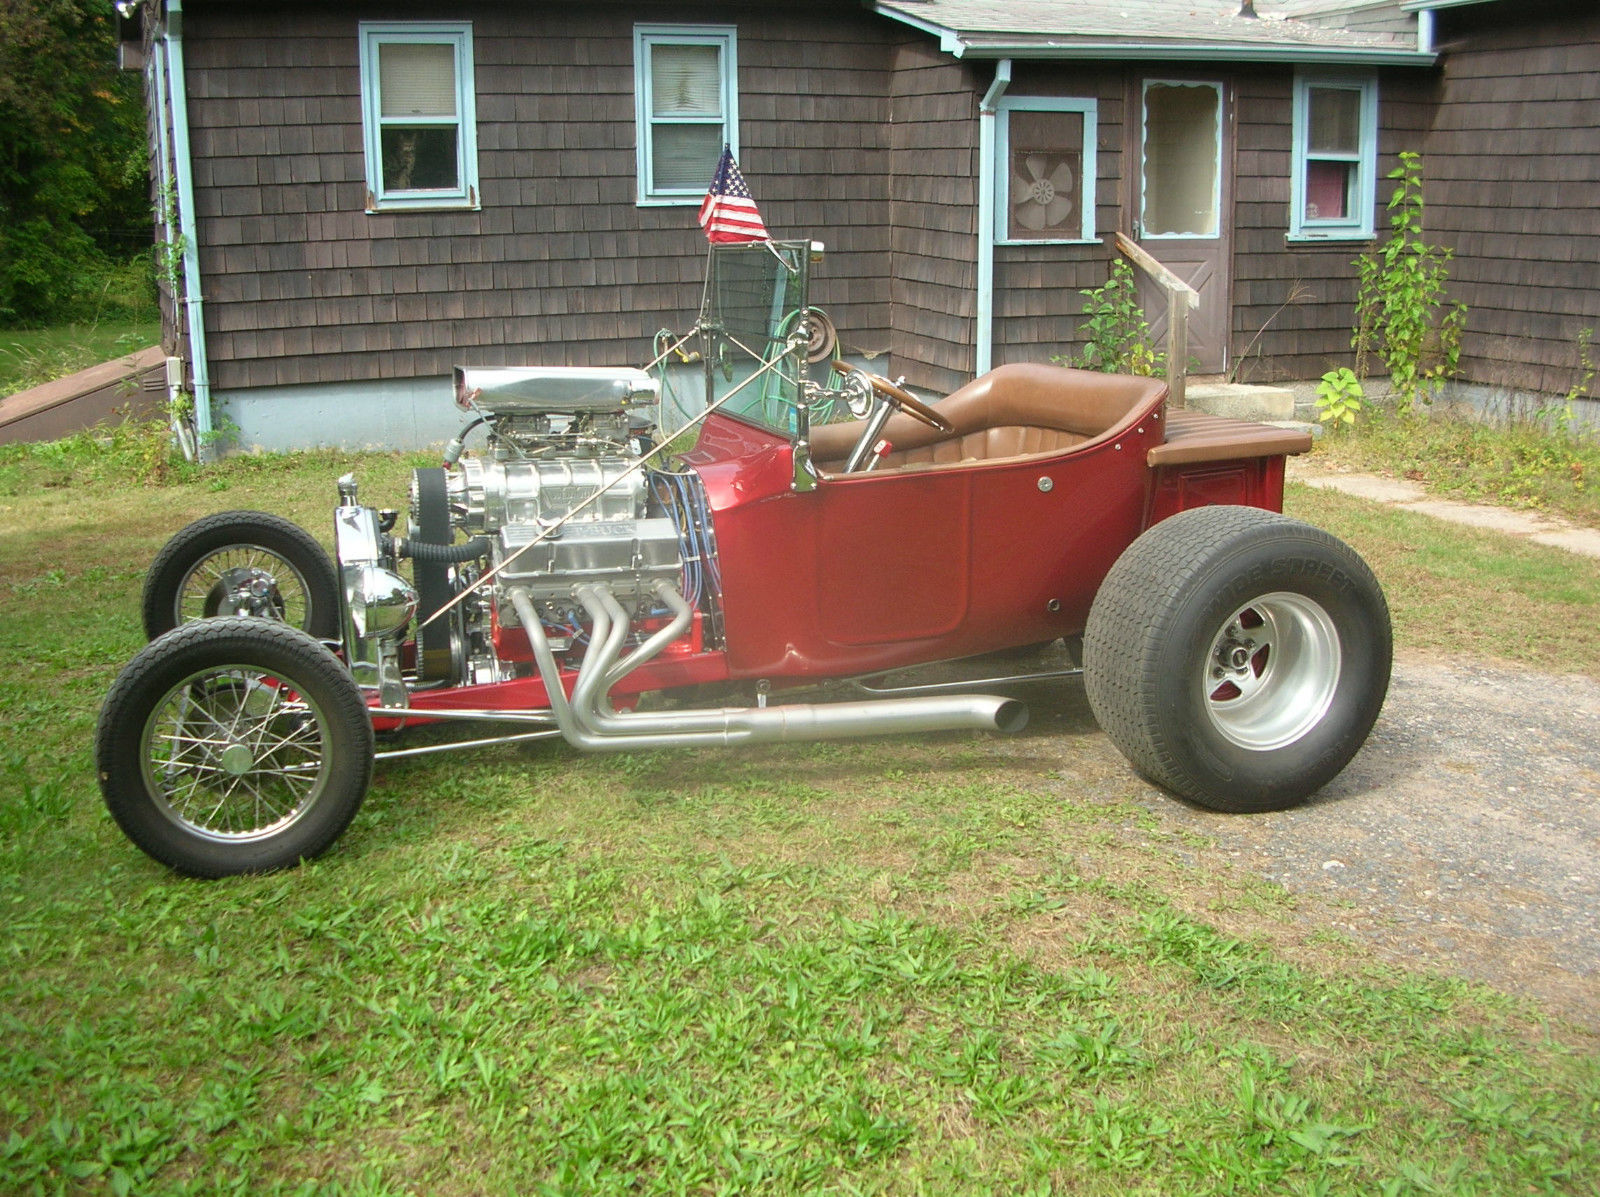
[698,241,812,437]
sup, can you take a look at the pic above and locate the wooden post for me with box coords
[1167,286,1188,410]
[1113,232,1197,411]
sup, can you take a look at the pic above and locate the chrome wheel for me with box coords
[1201,591,1341,751]
[175,545,310,628]
[140,663,330,843]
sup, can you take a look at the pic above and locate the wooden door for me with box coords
[1131,79,1233,374]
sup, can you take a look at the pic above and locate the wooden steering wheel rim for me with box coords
[834,361,954,433]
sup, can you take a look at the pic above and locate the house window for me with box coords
[634,24,738,205]
[995,98,1098,244]
[359,22,479,212]
[1290,73,1377,240]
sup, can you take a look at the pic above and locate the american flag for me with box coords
[698,145,770,244]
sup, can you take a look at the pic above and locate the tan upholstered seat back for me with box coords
[809,363,1167,472]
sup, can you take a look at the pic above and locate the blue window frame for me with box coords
[359,22,479,212]
[1290,72,1377,241]
[634,24,738,205]
[995,97,1098,244]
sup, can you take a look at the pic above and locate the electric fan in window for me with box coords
[1011,153,1077,233]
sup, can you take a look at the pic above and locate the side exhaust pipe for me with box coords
[507,586,1027,752]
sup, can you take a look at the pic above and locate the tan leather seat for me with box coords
[810,363,1167,473]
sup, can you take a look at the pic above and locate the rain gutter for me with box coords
[945,40,1436,65]
[974,59,1011,377]
[161,0,215,456]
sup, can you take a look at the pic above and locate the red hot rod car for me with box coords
[97,243,1391,876]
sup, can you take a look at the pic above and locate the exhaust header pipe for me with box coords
[506,585,1027,752]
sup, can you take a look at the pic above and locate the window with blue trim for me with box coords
[359,22,479,212]
[1290,73,1377,240]
[996,98,1098,244]
[634,24,737,205]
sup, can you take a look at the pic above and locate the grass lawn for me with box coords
[1,446,1597,1194]
[1307,406,1600,529]
[0,321,162,396]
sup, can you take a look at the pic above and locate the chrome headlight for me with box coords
[346,565,417,640]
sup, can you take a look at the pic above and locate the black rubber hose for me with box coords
[387,536,490,563]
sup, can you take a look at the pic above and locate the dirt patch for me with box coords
[1009,651,1600,1031]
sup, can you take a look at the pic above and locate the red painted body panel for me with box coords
[682,408,1171,679]
[1146,455,1287,525]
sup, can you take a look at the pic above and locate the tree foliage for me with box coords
[0,0,151,325]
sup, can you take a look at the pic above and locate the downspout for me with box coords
[162,0,215,458]
[975,59,1011,376]
[1416,8,1435,54]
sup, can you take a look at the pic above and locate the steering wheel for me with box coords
[834,362,954,433]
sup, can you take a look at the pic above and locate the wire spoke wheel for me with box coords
[142,512,340,641]
[99,618,373,876]
[1202,592,1341,751]
[176,545,311,628]
[142,665,329,842]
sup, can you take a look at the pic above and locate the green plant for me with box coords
[1069,258,1165,377]
[1352,152,1467,415]
[1315,367,1365,426]
[1538,327,1596,436]
[153,178,186,296]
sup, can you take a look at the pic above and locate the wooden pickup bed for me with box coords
[1148,410,1313,468]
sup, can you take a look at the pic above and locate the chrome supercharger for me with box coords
[335,366,693,705]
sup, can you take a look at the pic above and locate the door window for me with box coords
[1141,82,1222,238]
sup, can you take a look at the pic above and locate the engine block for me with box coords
[442,366,685,620]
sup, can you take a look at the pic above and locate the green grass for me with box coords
[1286,483,1600,672]
[1308,405,1600,528]
[2,448,1598,1194]
[0,321,162,395]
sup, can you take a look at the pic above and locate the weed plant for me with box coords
[1,450,1597,1192]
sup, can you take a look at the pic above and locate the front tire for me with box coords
[96,618,374,876]
[1083,506,1391,812]
[141,511,340,640]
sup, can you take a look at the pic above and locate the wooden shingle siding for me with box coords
[1228,68,1436,383]
[886,41,982,393]
[184,1,894,392]
[1230,69,1352,381]
[1423,0,1600,395]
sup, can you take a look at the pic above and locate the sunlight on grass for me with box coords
[0,450,1596,1192]
[0,321,161,395]
[1309,404,1600,527]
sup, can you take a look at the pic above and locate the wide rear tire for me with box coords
[97,618,373,876]
[1083,506,1391,812]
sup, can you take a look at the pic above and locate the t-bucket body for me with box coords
[97,241,1389,877]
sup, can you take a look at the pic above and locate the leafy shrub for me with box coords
[1070,259,1165,377]
[1315,367,1364,427]
[1352,153,1466,415]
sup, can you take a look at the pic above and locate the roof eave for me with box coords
[867,3,1436,67]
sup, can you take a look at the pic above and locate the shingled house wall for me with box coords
[885,41,982,395]
[160,0,1596,433]
[1422,0,1600,397]
[180,0,897,395]
[1227,65,1437,383]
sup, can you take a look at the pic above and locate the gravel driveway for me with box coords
[1127,651,1600,1029]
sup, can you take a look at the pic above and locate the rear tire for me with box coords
[97,618,373,876]
[141,511,340,640]
[1083,506,1391,812]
